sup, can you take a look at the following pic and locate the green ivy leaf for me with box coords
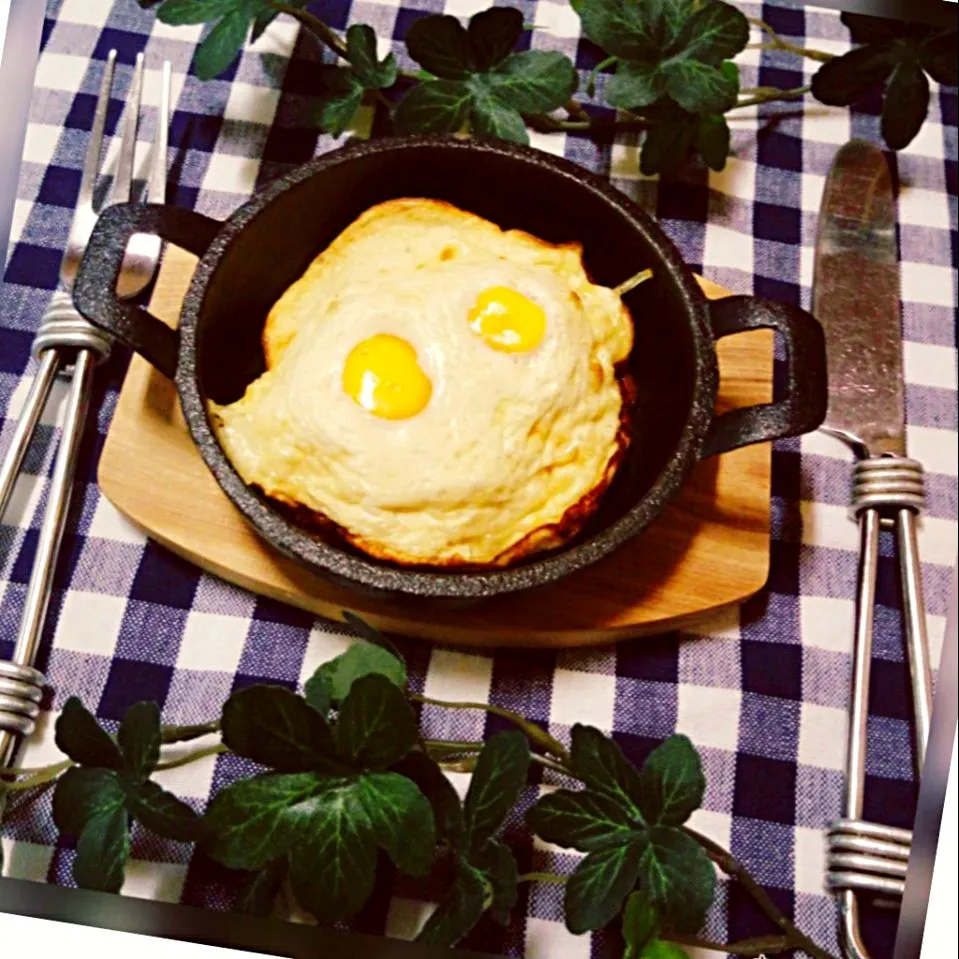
[529,728,713,939]
[527,787,636,852]
[205,676,434,925]
[356,771,436,877]
[405,14,473,79]
[569,725,642,816]
[404,735,529,945]
[52,767,125,837]
[303,655,334,715]
[694,114,730,171]
[250,6,276,43]
[462,730,530,855]
[811,45,895,105]
[622,889,659,958]
[575,0,747,120]
[249,0,311,43]
[662,58,737,113]
[638,826,715,931]
[53,768,129,892]
[314,71,365,139]
[919,30,958,87]
[811,18,955,150]
[476,840,518,925]
[235,860,287,917]
[194,9,250,80]
[118,701,161,784]
[399,11,576,144]
[415,860,489,946]
[221,685,335,772]
[571,0,661,62]
[468,7,524,71]
[635,735,705,827]
[605,61,667,110]
[156,0,239,25]
[335,674,420,769]
[660,0,697,49]
[639,114,698,175]
[310,642,408,707]
[346,24,397,90]
[470,90,529,144]
[484,50,578,113]
[340,612,406,669]
[391,751,465,846]
[673,1,749,65]
[204,771,328,871]
[124,780,206,842]
[51,700,209,891]
[73,790,130,893]
[640,941,692,959]
[55,698,121,770]
[395,79,473,133]
[286,779,380,920]
[565,839,645,933]
[882,56,930,150]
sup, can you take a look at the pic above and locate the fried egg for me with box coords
[209,198,634,567]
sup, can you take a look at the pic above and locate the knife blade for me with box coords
[812,139,904,457]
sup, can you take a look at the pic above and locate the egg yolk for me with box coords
[342,334,432,420]
[468,286,546,353]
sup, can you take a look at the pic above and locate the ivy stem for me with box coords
[683,827,839,959]
[748,18,835,62]
[423,739,572,777]
[585,55,618,96]
[161,720,221,744]
[0,759,74,791]
[517,872,567,885]
[412,694,570,763]
[155,744,230,772]
[667,933,791,956]
[270,1,349,59]
[731,84,812,110]
[1,740,228,791]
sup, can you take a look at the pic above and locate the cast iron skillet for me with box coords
[72,135,827,602]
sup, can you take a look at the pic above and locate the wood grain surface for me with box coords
[98,246,774,648]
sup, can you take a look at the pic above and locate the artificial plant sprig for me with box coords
[144,0,956,172]
[1,614,840,959]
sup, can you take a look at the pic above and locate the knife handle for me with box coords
[895,508,933,765]
[851,456,932,772]
[844,507,880,822]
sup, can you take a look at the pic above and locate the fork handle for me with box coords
[0,349,61,523]
[0,350,96,767]
[0,294,110,769]
[1,290,112,521]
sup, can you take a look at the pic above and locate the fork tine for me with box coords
[76,49,116,213]
[108,51,144,206]
[148,61,171,205]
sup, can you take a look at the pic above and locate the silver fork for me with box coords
[0,50,172,770]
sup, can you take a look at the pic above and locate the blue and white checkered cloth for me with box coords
[1,1,956,956]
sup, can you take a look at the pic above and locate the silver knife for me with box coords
[812,139,934,959]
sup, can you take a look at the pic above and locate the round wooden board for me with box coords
[97,247,773,648]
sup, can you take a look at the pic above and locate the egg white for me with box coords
[210,199,634,566]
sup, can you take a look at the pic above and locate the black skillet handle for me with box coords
[72,202,221,380]
[701,295,828,459]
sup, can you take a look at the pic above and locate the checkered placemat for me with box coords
[1,0,956,956]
